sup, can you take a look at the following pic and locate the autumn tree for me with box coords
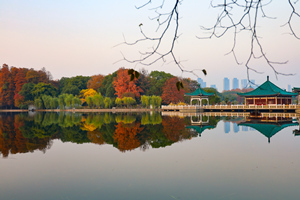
[0,64,14,108]
[113,68,143,99]
[161,77,186,105]
[87,74,105,91]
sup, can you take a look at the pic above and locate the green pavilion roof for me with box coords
[185,88,214,96]
[238,122,298,143]
[186,125,215,136]
[237,76,297,97]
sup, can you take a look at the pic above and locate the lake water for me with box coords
[0,112,300,200]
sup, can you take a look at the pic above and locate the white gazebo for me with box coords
[185,88,214,106]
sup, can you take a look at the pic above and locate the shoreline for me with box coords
[0,108,161,113]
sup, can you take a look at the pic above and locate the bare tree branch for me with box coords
[117,0,299,83]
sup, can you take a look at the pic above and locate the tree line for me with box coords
[0,63,246,109]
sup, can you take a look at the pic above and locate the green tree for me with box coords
[19,83,35,102]
[203,88,221,105]
[115,97,123,107]
[99,71,117,98]
[86,96,93,108]
[92,93,104,108]
[104,97,112,108]
[42,95,52,109]
[148,71,173,96]
[50,97,59,109]
[64,94,74,108]
[58,94,65,109]
[31,83,57,99]
[122,97,136,108]
[151,95,162,108]
[34,98,43,109]
[72,97,82,108]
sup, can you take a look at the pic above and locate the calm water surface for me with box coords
[0,112,299,200]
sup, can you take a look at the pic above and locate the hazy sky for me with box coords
[0,0,299,91]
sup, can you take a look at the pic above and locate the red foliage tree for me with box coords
[14,68,28,94]
[87,74,105,91]
[161,77,186,104]
[14,93,25,108]
[113,68,143,98]
[0,64,14,108]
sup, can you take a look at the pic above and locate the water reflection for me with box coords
[238,114,300,143]
[0,112,299,158]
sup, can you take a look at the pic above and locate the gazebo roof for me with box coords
[237,76,297,97]
[186,125,215,136]
[185,88,214,97]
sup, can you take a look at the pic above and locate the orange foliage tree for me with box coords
[113,122,144,152]
[113,68,143,99]
[162,116,188,142]
[0,64,14,108]
[161,77,186,104]
[87,74,105,91]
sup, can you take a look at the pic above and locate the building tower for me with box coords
[232,78,239,90]
[223,77,230,91]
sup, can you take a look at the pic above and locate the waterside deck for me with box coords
[161,104,300,113]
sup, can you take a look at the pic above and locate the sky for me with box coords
[0,0,299,91]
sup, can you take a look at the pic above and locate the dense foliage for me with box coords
[0,63,234,109]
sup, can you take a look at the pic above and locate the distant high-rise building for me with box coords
[241,79,248,89]
[232,78,239,90]
[223,78,230,91]
[210,84,217,90]
[249,79,256,89]
[233,123,239,133]
[224,122,230,133]
[287,84,291,92]
[197,78,206,88]
[242,126,248,132]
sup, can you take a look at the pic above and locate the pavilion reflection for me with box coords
[185,114,219,137]
[238,114,299,143]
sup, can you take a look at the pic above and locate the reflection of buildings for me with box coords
[238,116,299,143]
[185,115,217,136]
[242,126,249,131]
[224,122,230,133]
[233,123,239,133]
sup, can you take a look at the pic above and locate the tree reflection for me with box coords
[0,112,212,157]
[113,122,143,152]
[0,114,53,158]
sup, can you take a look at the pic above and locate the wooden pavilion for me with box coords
[185,88,214,106]
[238,76,297,105]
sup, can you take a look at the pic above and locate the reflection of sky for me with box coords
[1,121,300,200]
